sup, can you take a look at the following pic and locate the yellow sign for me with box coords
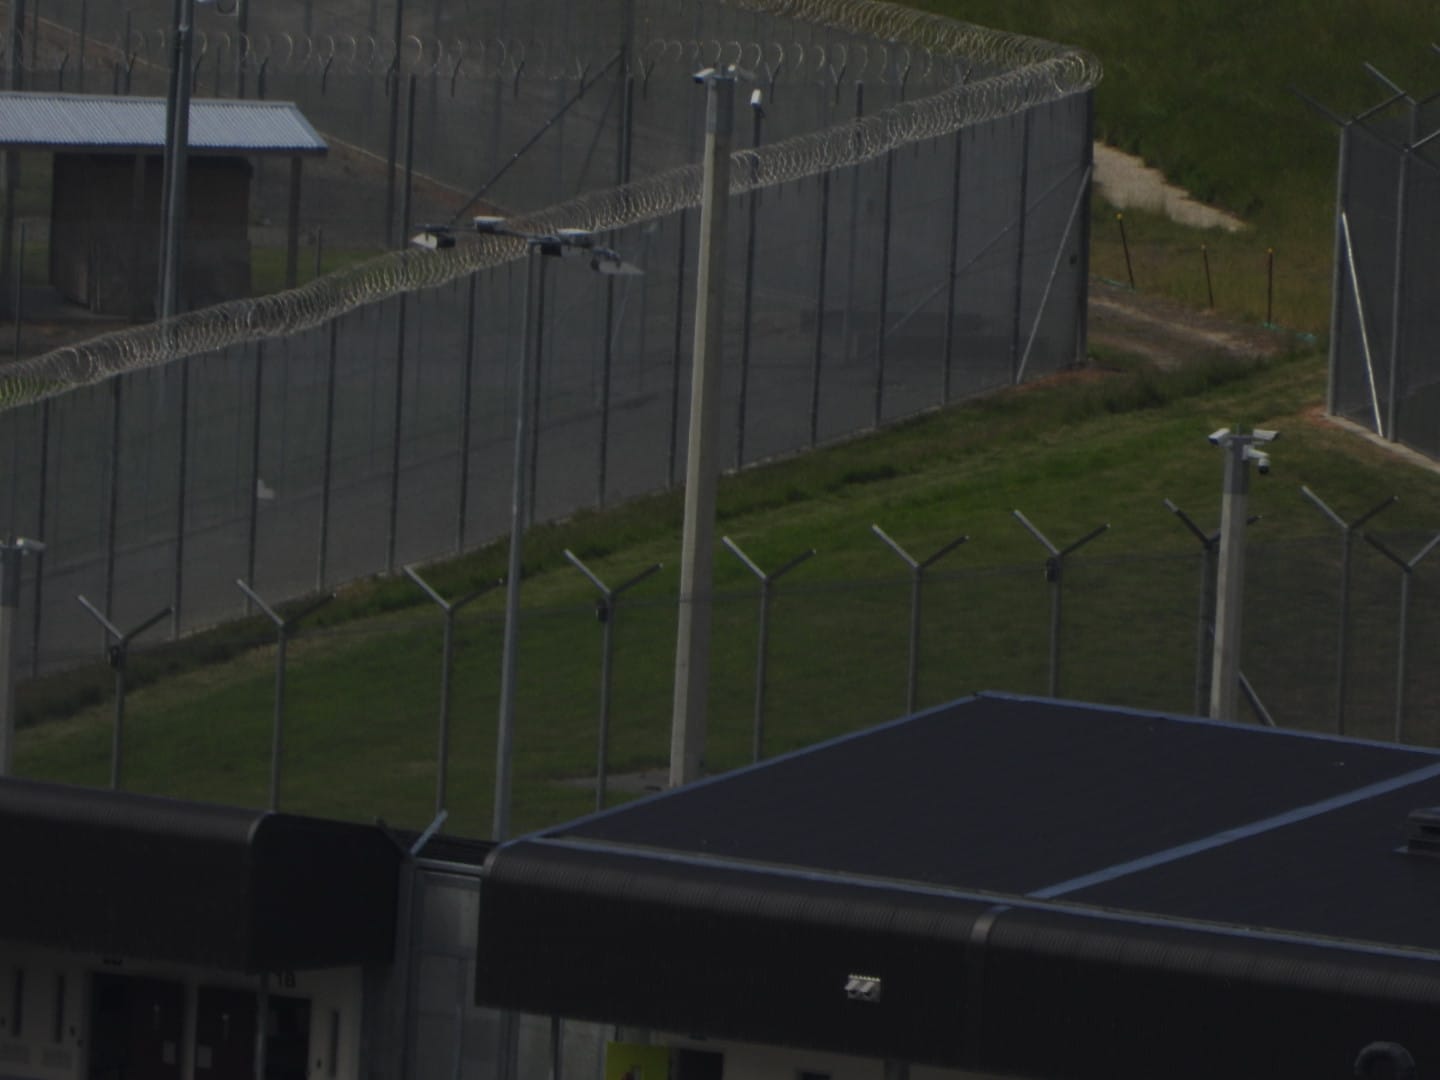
[605,1043,670,1080]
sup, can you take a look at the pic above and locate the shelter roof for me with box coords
[0,778,400,972]
[0,91,327,156]
[476,693,1440,1078]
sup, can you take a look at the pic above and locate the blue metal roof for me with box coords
[0,91,328,155]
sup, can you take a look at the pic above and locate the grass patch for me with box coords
[18,346,1440,836]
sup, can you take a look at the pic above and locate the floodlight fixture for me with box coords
[410,225,455,251]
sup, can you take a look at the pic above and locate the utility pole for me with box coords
[669,67,734,789]
[0,536,44,777]
[1208,426,1278,722]
[159,0,196,319]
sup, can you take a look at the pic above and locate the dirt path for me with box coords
[1086,279,1296,369]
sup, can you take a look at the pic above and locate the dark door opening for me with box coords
[195,986,311,1080]
[88,973,184,1080]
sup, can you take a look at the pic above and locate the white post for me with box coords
[1208,427,1277,721]
[669,69,734,788]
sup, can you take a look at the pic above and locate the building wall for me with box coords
[49,154,253,318]
[0,941,365,1080]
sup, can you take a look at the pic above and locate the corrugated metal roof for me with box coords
[0,91,328,155]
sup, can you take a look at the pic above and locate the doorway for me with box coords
[88,973,185,1080]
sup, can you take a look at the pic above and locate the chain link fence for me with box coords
[17,524,1440,837]
[1328,87,1440,458]
[0,0,1099,673]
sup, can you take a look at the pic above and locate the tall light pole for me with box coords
[1208,426,1278,722]
[420,219,640,840]
[0,536,44,777]
[670,67,735,788]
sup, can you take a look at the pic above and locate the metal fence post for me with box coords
[1301,486,1395,734]
[1364,531,1440,743]
[77,596,170,791]
[722,537,815,762]
[235,581,333,811]
[0,536,45,777]
[386,291,408,573]
[736,89,764,468]
[871,525,969,715]
[564,549,661,810]
[28,401,49,677]
[1013,510,1108,699]
[317,327,337,589]
[456,273,477,552]
[404,566,499,818]
[1009,109,1033,384]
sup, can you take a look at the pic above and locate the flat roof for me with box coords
[477,694,1440,1077]
[0,91,328,156]
[0,778,400,972]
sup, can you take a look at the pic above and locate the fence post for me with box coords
[404,566,499,818]
[1364,532,1440,743]
[564,550,661,810]
[1008,109,1033,383]
[1013,511,1108,698]
[77,597,170,791]
[316,327,337,589]
[871,525,968,715]
[736,89,765,467]
[235,581,333,811]
[28,400,49,677]
[456,273,477,552]
[723,537,815,761]
[0,536,45,777]
[1301,486,1395,734]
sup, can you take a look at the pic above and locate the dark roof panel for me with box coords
[0,778,400,971]
[477,694,1440,1076]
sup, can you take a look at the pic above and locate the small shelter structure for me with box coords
[0,91,326,317]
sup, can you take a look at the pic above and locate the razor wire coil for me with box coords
[0,0,1099,413]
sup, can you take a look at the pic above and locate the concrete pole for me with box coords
[669,70,733,789]
[1210,439,1251,722]
[493,245,544,842]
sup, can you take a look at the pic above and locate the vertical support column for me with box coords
[245,342,265,600]
[285,157,304,290]
[1,0,27,321]
[317,327,337,589]
[171,358,191,638]
[386,293,408,573]
[941,126,963,405]
[1326,123,1352,417]
[1009,109,1033,384]
[670,69,733,789]
[456,273,477,552]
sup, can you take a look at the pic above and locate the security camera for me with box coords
[472,215,509,234]
[693,67,716,83]
[1251,428,1280,443]
[750,88,764,110]
[1208,427,1231,446]
[1245,446,1271,474]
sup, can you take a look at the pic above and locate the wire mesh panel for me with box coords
[0,0,1099,673]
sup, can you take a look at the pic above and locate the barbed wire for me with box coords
[0,0,1100,413]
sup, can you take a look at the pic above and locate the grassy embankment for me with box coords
[14,2,1440,836]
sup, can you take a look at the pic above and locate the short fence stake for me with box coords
[1301,486,1396,735]
[871,525,969,715]
[564,550,661,810]
[403,567,499,819]
[1013,511,1108,699]
[1201,244,1214,310]
[723,537,815,762]
[236,581,333,811]
[1364,531,1440,743]
[1116,212,1134,290]
[77,597,170,791]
